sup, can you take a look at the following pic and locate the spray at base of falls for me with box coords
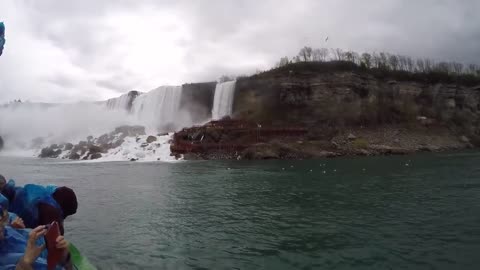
[0,81,239,161]
[212,81,236,120]
[0,86,187,160]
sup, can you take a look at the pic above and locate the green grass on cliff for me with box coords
[248,61,480,87]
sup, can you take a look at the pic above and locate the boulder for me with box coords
[459,136,470,144]
[97,134,110,145]
[369,145,411,155]
[146,136,157,143]
[69,152,81,160]
[64,143,74,151]
[39,146,62,158]
[90,153,102,160]
[347,133,357,140]
[88,145,105,154]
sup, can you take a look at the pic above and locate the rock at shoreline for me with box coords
[90,153,102,160]
[38,125,152,160]
[242,144,280,160]
[39,146,62,158]
[64,143,74,151]
[69,152,81,160]
[172,118,471,160]
[146,136,157,143]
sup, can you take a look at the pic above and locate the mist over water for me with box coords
[0,102,135,152]
[0,82,236,156]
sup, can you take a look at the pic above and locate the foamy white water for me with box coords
[93,134,177,162]
[212,81,236,120]
[0,86,191,161]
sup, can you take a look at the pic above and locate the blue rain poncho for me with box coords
[9,184,60,229]
[0,225,52,270]
[0,22,5,56]
[0,195,62,269]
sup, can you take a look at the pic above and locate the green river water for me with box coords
[1,152,480,269]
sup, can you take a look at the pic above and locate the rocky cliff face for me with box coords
[172,66,480,160]
[180,82,216,124]
[233,71,480,136]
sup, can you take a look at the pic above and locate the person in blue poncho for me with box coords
[0,22,5,56]
[0,195,72,270]
[0,175,78,235]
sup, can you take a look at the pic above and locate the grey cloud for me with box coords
[0,0,479,103]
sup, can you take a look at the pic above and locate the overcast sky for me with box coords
[0,0,479,103]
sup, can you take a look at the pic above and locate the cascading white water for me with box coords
[106,93,131,111]
[212,81,236,120]
[0,86,187,160]
[130,85,183,132]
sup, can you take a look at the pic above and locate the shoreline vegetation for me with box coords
[268,47,480,86]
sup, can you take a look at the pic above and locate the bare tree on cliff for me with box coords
[361,53,372,69]
[344,51,360,65]
[452,62,464,74]
[467,64,478,75]
[298,46,313,62]
[406,57,415,72]
[277,56,290,67]
[388,54,399,71]
[313,48,329,62]
[332,48,345,61]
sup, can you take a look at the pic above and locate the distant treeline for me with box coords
[263,47,480,86]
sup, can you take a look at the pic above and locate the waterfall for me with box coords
[130,85,183,132]
[212,81,236,120]
[0,86,185,157]
[106,91,141,111]
[106,93,131,111]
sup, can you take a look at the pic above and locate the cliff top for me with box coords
[247,61,480,87]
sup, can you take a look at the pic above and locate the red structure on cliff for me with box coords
[171,118,307,154]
